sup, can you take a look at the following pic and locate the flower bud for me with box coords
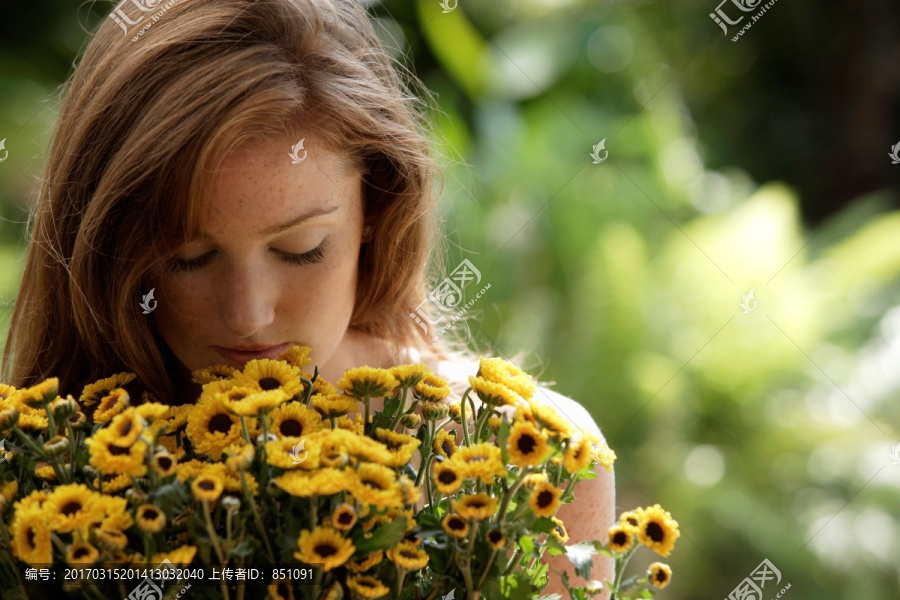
[400,413,421,429]
[0,407,19,431]
[422,402,449,421]
[125,487,148,506]
[67,412,87,430]
[256,431,278,444]
[21,378,59,408]
[81,465,100,480]
[50,395,78,422]
[221,495,241,512]
[43,435,70,457]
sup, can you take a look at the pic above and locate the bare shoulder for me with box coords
[532,386,606,443]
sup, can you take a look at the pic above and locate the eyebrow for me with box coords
[198,205,340,240]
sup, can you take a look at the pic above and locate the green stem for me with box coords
[201,500,225,563]
[503,547,525,576]
[459,390,472,447]
[475,548,498,590]
[241,471,276,563]
[388,387,409,431]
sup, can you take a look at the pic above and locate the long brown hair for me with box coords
[1,0,484,402]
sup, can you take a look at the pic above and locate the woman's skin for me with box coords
[147,133,389,402]
[148,132,613,597]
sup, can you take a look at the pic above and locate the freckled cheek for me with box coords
[153,278,218,336]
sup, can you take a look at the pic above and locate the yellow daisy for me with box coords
[441,513,469,538]
[347,550,383,573]
[467,376,518,407]
[152,451,177,478]
[349,463,404,510]
[452,493,497,521]
[93,473,133,494]
[619,510,642,533]
[373,428,421,468]
[43,484,104,533]
[525,399,573,440]
[310,393,358,419]
[151,544,197,567]
[487,528,507,549]
[589,442,616,473]
[85,428,147,477]
[347,573,390,598]
[607,524,633,553]
[105,409,144,447]
[648,562,672,589]
[96,529,129,552]
[185,392,250,461]
[413,373,451,402]
[337,367,399,399]
[389,364,430,388]
[274,468,352,497]
[550,516,569,543]
[386,540,428,571]
[476,356,536,400]
[80,373,136,406]
[13,378,59,408]
[508,421,550,467]
[191,472,225,503]
[432,461,464,495]
[276,345,313,370]
[92,389,130,424]
[450,443,506,484]
[233,358,304,399]
[330,503,358,530]
[563,435,595,474]
[191,364,237,385]
[136,504,166,533]
[10,507,53,566]
[219,386,290,417]
[432,430,458,460]
[270,401,326,438]
[294,526,355,571]
[637,505,680,557]
[528,482,562,518]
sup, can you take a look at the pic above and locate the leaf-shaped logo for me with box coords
[291,438,308,464]
[289,138,308,164]
[740,288,757,313]
[0,138,8,164]
[889,141,900,165]
[890,442,900,465]
[590,138,609,164]
[140,288,158,314]
[439,0,458,13]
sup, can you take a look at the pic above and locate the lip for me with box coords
[212,342,294,365]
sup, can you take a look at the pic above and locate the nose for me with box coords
[218,261,277,337]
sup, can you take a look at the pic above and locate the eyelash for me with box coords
[167,242,327,273]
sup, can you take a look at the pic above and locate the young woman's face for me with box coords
[148,134,366,375]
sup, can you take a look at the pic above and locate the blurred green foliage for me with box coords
[0,1,898,599]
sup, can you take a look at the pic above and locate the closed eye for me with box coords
[166,240,328,273]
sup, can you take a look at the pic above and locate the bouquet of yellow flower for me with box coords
[0,345,679,600]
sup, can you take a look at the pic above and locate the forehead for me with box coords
[196,136,363,238]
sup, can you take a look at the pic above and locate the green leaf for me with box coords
[227,539,256,558]
[497,418,510,464]
[352,515,409,554]
[416,0,487,99]
[519,534,535,555]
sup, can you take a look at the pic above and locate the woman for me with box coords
[1,0,614,596]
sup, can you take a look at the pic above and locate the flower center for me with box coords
[258,377,281,391]
[208,413,233,434]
